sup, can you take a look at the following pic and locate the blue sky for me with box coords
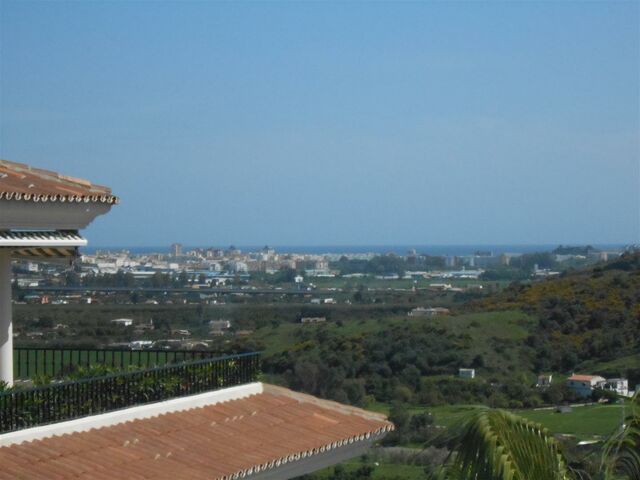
[1,1,638,247]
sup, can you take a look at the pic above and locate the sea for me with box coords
[83,244,628,256]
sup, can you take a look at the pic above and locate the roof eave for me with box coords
[0,200,114,230]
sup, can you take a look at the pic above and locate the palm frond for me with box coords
[602,392,640,480]
[447,409,571,480]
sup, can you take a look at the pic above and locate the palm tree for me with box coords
[601,392,640,480]
[431,408,570,480]
[432,393,639,480]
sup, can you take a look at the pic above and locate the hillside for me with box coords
[474,252,640,382]
[253,253,640,409]
[257,310,540,409]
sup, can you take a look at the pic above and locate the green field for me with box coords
[368,402,628,441]
[516,403,628,440]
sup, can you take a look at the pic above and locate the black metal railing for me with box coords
[0,352,260,434]
[13,347,218,379]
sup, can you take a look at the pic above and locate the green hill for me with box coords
[474,251,640,382]
[250,252,640,409]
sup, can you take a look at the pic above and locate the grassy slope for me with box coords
[254,310,536,379]
[252,315,408,356]
[427,310,535,376]
[256,310,535,353]
[582,354,640,377]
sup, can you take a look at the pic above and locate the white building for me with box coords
[459,368,476,379]
[536,374,553,388]
[449,269,484,279]
[228,261,248,273]
[111,318,134,327]
[129,340,154,349]
[26,262,39,272]
[171,243,183,257]
[602,378,629,397]
[566,374,606,397]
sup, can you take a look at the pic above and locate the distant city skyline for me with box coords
[84,243,630,257]
[1,1,638,246]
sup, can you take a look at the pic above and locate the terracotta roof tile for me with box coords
[0,159,118,204]
[567,374,603,382]
[0,388,392,479]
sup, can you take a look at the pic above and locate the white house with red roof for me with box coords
[566,374,606,397]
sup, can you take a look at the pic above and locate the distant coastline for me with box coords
[82,244,629,256]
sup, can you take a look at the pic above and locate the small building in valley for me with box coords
[209,319,231,335]
[111,318,133,327]
[408,307,450,317]
[567,374,631,398]
[459,368,476,379]
[536,374,553,388]
[300,317,326,324]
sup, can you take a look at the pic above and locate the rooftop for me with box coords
[0,383,393,480]
[567,374,604,382]
[0,160,118,205]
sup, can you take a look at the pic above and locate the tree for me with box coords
[130,291,140,304]
[177,270,189,286]
[35,316,54,329]
[273,267,297,283]
[64,270,81,287]
[471,354,485,368]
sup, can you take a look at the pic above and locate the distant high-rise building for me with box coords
[171,243,182,257]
